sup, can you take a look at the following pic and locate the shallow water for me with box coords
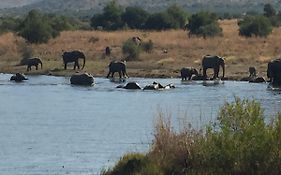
[0,73,280,175]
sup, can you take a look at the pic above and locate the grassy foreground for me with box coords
[0,19,280,78]
[102,98,281,175]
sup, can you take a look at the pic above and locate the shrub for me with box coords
[186,11,222,38]
[122,39,141,61]
[145,12,174,30]
[141,40,153,53]
[121,6,149,29]
[238,15,272,37]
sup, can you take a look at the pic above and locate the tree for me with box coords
[238,15,272,37]
[186,11,222,38]
[91,1,124,30]
[264,3,276,17]
[122,6,149,29]
[145,12,174,30]
[166,5,188,29]
[18,10,54,44]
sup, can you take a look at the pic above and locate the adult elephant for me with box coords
[20,57,43,71]
[10,73,28,82]
[70,73,94,86]
[106,60,128,79]
[267,58,281,87]
[180,67,199,80]
[202,55,225,80]
[62,50,86,70]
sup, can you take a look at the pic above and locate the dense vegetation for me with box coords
[102,98,281,175]
[0,2,281,43]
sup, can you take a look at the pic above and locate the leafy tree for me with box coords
[145,12,174,30]
[121,6,149,29]
[91,1,124,30]
[18,10,55,43]
[238,15,272,37]
[186,11,222,38]
[0,17,21,34]
[122,39,141,61]
[166,5,188,29]
[264,3,276,17]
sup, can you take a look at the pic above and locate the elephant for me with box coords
[106,60,128,79]
[105,46,111,56]
[267,58,281,87]
[62,50,86,70]
[143,82,175,90]
[202,55,225,80]
[116,82,142,89]
[10,73,28,82]
[249,67,256,78]
[132,36,142,45]
[20,57,43,71]
[180,67,199,80]
[70,73,94,86]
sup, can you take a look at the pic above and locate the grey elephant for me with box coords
[70,73,94,86]
[10,73,28,82]
[62,50,86,70]
[20,57,43,71]
[267,58,281,87]
[116,82,142,89]
[180,67,199,80]
[202,55,225,80]
[106,60,128,79]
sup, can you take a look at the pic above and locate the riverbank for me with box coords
[0,19,278,80]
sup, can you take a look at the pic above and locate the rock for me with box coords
[70,73,94,86]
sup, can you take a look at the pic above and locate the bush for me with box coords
[105,98,281,175]
[186,11,222,38]
[121,6,149,29]
[145,12,174,30]
[122,39,141,61]
[238,15,273,37]
[141,40,153,53]
[166,5,188,29]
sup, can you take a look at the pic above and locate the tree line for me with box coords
[0,1,280,44]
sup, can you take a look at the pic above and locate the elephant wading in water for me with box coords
[20,57,43,71]
[106,60,128,79]
[202,55,225,80]
[267,58,281,87]
[180,67,199,80]
[70,73,94,86]
[62,50,86,70]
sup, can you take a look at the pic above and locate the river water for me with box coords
[0,73,280,175]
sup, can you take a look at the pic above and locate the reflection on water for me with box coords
[0,73,280,175]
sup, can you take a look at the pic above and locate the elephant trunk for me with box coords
[82,57,85,69]
[40,60,43,69]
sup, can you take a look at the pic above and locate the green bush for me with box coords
[122,39,141,61]
[166,5,189,29]
[238,15,273,37]
[186,11,222,38]
[121,6,149,29]
[104,98,281,175]
[145,12,174,30]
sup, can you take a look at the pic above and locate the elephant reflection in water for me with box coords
[202,55,225,80]
[267,58,281,87]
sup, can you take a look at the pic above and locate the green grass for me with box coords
[102,97,281,175]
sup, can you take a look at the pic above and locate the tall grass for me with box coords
[103,98,281,175]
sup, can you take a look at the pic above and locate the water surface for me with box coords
[0,74,280,175]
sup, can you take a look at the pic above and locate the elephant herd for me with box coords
[10,51,281,89]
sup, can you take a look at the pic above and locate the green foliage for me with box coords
[238,15,272,37]
[0,17,21,34]
[122,39,141,61]
[141,40,153,53]
[102,153,162,175]
[264,3,276,17]
[186,11,222,38]
[122,6,149,29]
[91,1,124,30]
[145,12,174,30]
[166,5,189,29]
[105,98,281,175]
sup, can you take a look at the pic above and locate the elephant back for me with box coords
[70,73,94,86]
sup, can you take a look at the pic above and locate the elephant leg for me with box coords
[118,71,122,79]
[64,63,67,70]
[36,65,38,70]
[106,72,111,78]
[111,72,115,78]
[203,68,207,79]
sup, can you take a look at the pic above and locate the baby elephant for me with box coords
[180,67,199,80]
[107,60,128,79]
[20,57,43,71]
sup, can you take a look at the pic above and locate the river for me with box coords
[0,73,280,175]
